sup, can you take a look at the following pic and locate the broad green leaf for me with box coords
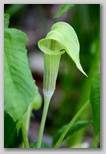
[4,14,42,148]
[4,28,40,130]
[38,22,87,76]
[54,4,74,18]
[90,73,100,136]
[4,13,10,28]
[52,120,90,146]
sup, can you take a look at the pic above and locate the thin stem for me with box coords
[54,100,90,148]
[21,106,31,148]
[37,96,51,148]
[90,133,100,148]
[21,117,30,148]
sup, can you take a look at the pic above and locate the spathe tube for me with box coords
[38,21,87,76]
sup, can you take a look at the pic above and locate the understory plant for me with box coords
[4,4,100,149]
[37,21,87,148]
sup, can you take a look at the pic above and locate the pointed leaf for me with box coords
[52,120,90,146]
[90,73,100,136]
[54,4,74,18]
[38,22,87,76]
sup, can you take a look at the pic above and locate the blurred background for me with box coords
[4,4,100,148]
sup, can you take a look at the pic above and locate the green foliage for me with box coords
[54,4,74,18]
[90,73,100,136]
[4,27,37,129]
[4,14,42,148]
[52,120,90,146]
[4,112,23,148]
[53,100,90,148]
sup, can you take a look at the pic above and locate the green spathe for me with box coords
[37,21,87,148]
[38,22,87,76]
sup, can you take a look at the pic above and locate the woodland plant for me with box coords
[4,4,100,148]
[37,21,87,148]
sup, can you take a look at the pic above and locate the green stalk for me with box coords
[90,133,100,148]
[54,100,90,148]
[37,53,61,148]
[37,96,50,148]
[21,123,29,148]
[21,106,31,148]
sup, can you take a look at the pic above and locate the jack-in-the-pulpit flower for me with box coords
[38,22,87,98]
[37,21,87,148]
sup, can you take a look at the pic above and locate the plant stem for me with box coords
[90,133,100,148]
[21,117,30,148]
[37,96,51,148]
[21,106,31,148]
[54,100,90,148]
